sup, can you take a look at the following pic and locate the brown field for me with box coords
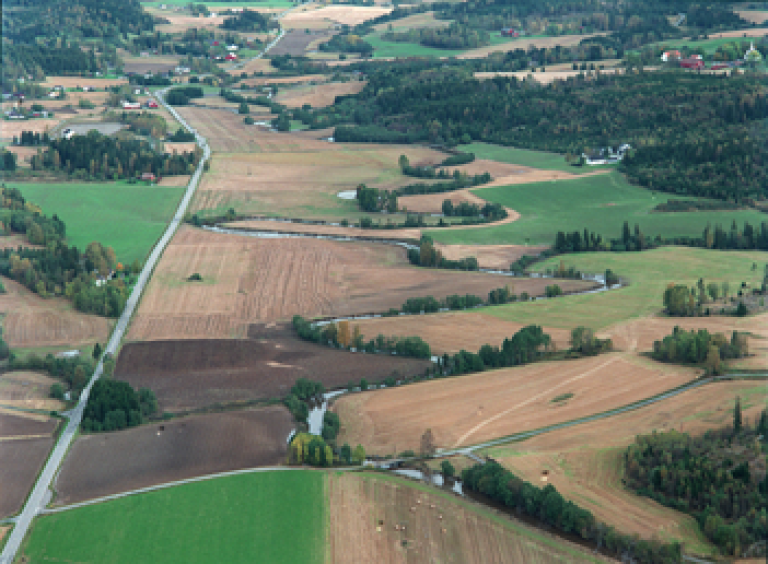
[329,472,612,564]
[333,353,699,454]
[0,235,36,250]
[6,146,38,167]
[284,5,392,26]
[123,59,180,74]
[437,245,549,270]
[459,33,609,59]
[372,11,448,32]
[153,13,227,33]
[0,277,112,350]
[269,29,334,56]
[0,119,60,139]
[0,371,66,412]
[276,81,367,108]
[475,68,621,84]
[736,10,768,24]
[229,57,277,75]
[0,411,59,518]
[162,142,198,155]
[485,380,768,552]
[53,407,293,505]
[709,27,768,38]
[41,76,127,88]
[116,328,431,412]
[350,311,574,355]
[240,74,326,87]
[127,226,591,341]
[157,175,191,187]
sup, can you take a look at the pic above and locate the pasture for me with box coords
[54,407,294,505]
[329,472,611,563]
[485,247,767,330]
[333,352,698,454]
[482,380,768,555]
[427,172,768,246]
[20,470,326,564]
[463,142,612,174]
[10,181,187,265]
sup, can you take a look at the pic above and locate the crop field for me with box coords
[283,5,392,26]
[483,248,767,330]
[736,10,768,24]
[329,472,611,564]
[333,352,698,454]
[371,11,449,32]
[10,181,186,265]
[462,143,614,174]
[117,326,431,412]
[276,81,367,108]
[54,407,293,505]
[22,470,326,564]
[0,371,66,412]
[127,226,593,342]
[458,32,609,59]
[240,74,326,87]
[40,76,128,89]
[269,29,333,56]
[482,380,768,554]
[475,67,621,84]
[0,277,111,350]
[0,118,60,139]
[0,411,59,518]
[428,172,768,247]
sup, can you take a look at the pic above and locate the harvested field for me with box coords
[116,329,431,412]
[0,119,60,139]
[154,13,227,33]
[127,226,589,341]
[54,407,294,505]
[0,277,111,350]
[372,11,448,32]
[475,68,621,84]
[6,146,38,167]
[709,27,768,38]
[333,353,699,454]
[459,33,608,58]
[269,29,333,56]
[157,174,192,186]
[736,10,768,24]
[484,380,768,553]
[276,81,367,108]
[229,57,276,75]
[123,59,180,74]
[0,371,66,412]
[329,472,611,564]
[0,410,59,438]
[41,76,127,88]
[55,121,125,137]
[436,244,549,270]
[0,235,35,249]
[284,5,391,26]
[240,74,326,87]
[351,311,574,355]
[163,142,198,155]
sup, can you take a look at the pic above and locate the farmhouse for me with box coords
[225,53,238,61]
[141,172,157,182]
[62,128,75,140]
[582,144,630,165]
[679,58,704,70]
[145,100,159,109]
[501,28,521,37]
[122,101,141,110]
[661,50,681,62]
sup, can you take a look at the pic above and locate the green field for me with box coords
[11,181,186,265]
[484,247,765,329]
[20,471,326,564]
[464,142,614,174]
[425,172,767,246]
[364,31,465,58]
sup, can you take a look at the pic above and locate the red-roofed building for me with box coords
[225,53,237,61]
[680,58,704,70]
[661,50,681,62]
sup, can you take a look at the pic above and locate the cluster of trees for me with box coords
[0,151,17,173]
[0,326,9,362]
[654,199,743,212]
[165,86,205,106]
[168,127,196,142]
[10,353,96,397]
[32,130,200,179]
[570,326,613,355]
[703,221,768,251]
[319,71,767,201]
[652,327,748,374]
[394,172,492,196]
[283,378,325,423]
[15,131,50,146]
[220,9,273,32]
[625,409,768,557]
[114,111,167,138]
[319,34,374,57]
[401,293,483,314]
[288,432,366,467]
[407,236,479,271]
[440,152,475,167]
[82,379,158,432]
[441,199,506,220]
[463,462,682,563]
[356,184,397,213]
[382,22,490,50]
[663,278,752,318]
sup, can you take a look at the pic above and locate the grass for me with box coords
[483,247,766,330]
[364,31,466,58]
[425,171,768,246]
[639,35,763,55]
[20,470,326,564]
[463,142,613,174]
[551,392,574,403]
[10,181,186,265]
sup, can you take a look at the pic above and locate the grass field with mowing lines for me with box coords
[484,247,765,329]
[10,182,186,265]
[462,142,614,174]
[426,172,767,246]
[20,471,326,564]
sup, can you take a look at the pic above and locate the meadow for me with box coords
[11,181,186,265]
[462,142,613,174]
[364,31,464,58]
[20,470,326,564]
[486,247,766,329]
[426,172,767,246]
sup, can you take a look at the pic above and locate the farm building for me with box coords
[501,28,520,37]
[122,101,141,109]
[679,58,704,70]
[225,53,238,61]
[145,100,159,109]
[141,172,157,182]
[660,50,681,62]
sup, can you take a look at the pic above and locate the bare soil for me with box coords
[53,407,294,505]
[333,353,699,454]
[269,29,333,56]
[40,77,128,88]
[117,325,430,412]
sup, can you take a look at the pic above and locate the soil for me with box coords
[269,29,334,56]
[276,81,367,108]
[240,74,327,87]
[333,353,699,454]
[40,77,128,88]
[0,437,56,518]
[116,326,431,412]
[735,11,768,24]
[53,406,294,505]
[0,410,59,438]
[475,68,621,85]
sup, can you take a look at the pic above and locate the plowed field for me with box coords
[128,226,578,341]
[0,277,111,350]
[333,353,699,454]
[484,380,768,553]
[329,472,611,564]
[54,407,294,505]
[116,327,431,412]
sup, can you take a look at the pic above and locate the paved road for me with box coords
[0,89,211,564]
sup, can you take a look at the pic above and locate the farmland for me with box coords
[8,181,187,265]
[117,326,431,412]
[0,371,66,412]
[276,81,367,108]
[481,380,768,554]
[463,142,616,174]
[332,353,699,455]
[427,172,768,246]
[0,411,59,518]
[270,29,334,56]
[0,277,111,351]
[54,407,294,505]
[283,5,392,26]
[126,226,588,342]
[21,471,326,564]
[329,472,611,563]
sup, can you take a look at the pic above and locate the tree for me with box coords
[340,443,352,464]
[50,383,65,400]
[440,460,455,479]
[352,444,366,464]
[420,428,436,457]
[92,343,103,360]
[238,101,249,114]
[734,397,742,434]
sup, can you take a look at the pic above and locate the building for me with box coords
[226,45,239,51]
[661,50,681,62]
[225,53,237,61]
[679,58,704,70]
[122,101,141,109]
[145,99,159,109]
[501,28,520,37]
[141,172,156,182]
[62,128,75,139]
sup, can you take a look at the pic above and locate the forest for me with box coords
[625,409,768,557]
[382,22,490,50]
[315,71,768,201]
[220,9,274,32]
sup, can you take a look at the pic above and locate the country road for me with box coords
[0,88,211,564]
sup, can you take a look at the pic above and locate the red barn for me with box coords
[680,58,704,70]
[145,100,159,108]
[225,53,237,60]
